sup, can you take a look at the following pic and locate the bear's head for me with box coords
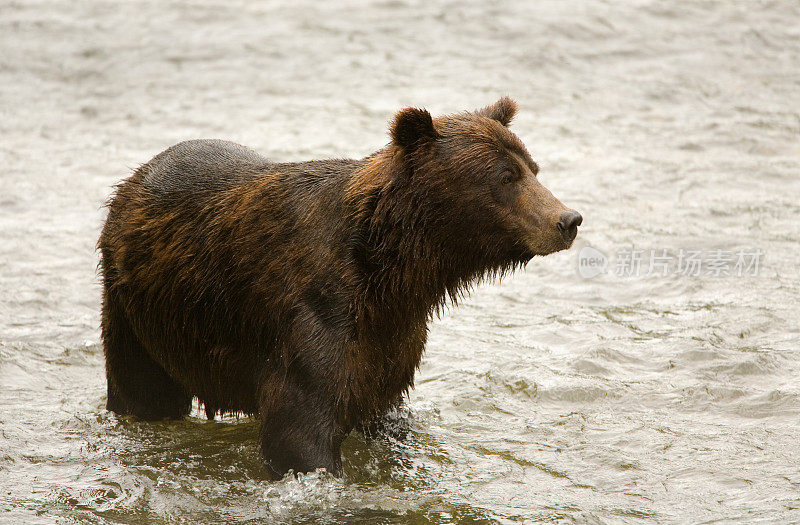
[387,97,581,269]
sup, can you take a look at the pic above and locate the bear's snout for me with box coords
[556,210,582,243]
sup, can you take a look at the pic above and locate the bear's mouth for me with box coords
[523,236,575,259]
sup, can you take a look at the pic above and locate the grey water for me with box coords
[1,0,799,523]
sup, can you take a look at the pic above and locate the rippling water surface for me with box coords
[1,1,799,523]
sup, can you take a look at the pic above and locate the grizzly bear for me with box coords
[98,97,582,478]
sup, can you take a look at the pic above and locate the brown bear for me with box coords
[97,97,582,478]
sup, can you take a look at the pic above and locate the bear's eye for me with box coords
[500,169,517,185]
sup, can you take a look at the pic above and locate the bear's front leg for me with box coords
[258,373,347,479]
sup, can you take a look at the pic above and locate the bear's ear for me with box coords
[390,107,439,150]
[476,96,517,126]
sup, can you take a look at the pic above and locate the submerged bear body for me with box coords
[98,99,581,477]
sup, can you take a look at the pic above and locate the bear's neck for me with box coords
[346,150,494,333]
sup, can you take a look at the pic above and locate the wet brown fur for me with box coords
[98,98,577,477]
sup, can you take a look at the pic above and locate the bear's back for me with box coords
[140,139,270,201]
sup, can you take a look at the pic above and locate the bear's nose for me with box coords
[557,210,582,242]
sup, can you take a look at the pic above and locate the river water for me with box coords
[1,1,799,523]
